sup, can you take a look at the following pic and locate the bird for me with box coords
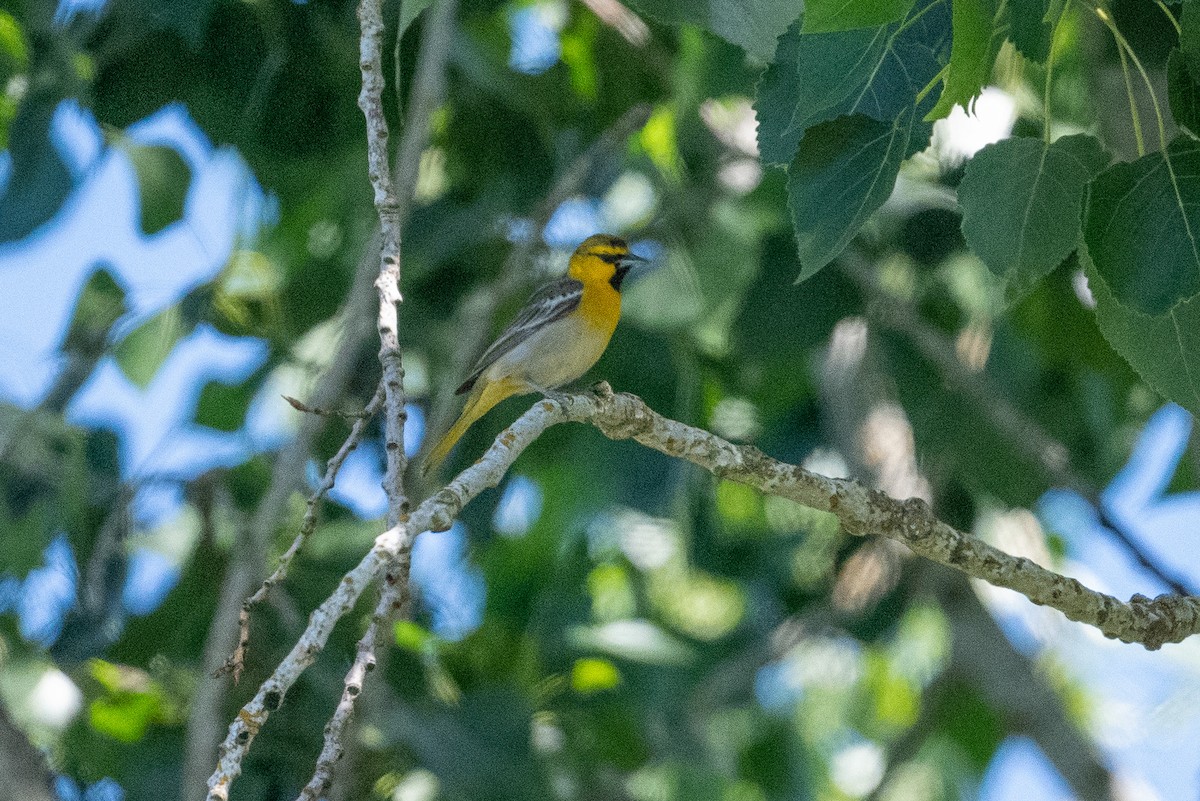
[423,233,646,474]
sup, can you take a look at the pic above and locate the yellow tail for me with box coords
[423,377,523,475]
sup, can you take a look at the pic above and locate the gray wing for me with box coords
[455,277,583,394]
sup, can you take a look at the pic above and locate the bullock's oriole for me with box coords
[423,233,645,474]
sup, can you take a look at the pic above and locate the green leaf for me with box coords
[194,376,257,433]
[1007,0,1051,62]
[62,268,128,354]
[398,0,436,40]
[103,0,217,48]
[0,93,72,243]
[87,660,169,743]
[114,141,191,235]
[1084,246,1200,415]
[113,307,187,388]
[802,0,916,33]
[1169,49,1200,139]
[623,0,803,61]
[0,11,29,80]
[926,0,1000,121]
[959,134,1110,302]
[1083,136,1200,315]
[1183,0,1200,75]
[755,0,950,166]
[788,111,932,280]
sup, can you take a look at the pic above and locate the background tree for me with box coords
[2,0,1200,800]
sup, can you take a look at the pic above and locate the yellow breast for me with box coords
[575,280,622,338]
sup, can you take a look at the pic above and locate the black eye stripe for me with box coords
[596,252,623,263]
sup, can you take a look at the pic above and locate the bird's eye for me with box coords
[597,252,622,264]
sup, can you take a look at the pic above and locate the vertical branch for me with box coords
[358,0,408,521]
[296,1,458,798]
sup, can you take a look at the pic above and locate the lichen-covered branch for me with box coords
[293,0,457,797]
[357,0,407,519]
[219,385,385,685]
[838,249,1197,596]
[426,385,1200,650]
[295,576,404,801]
[207,382,1199,797]
[205,523,405,801]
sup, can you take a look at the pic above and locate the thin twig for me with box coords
[839,251,1197,596]
[294,571,406,801]
[282,395,378,420]
[189,214,379,801]
[217,385,385,683]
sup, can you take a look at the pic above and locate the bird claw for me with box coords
[529,383,570,406]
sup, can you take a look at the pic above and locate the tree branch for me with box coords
[218,385,384,685]
[292,0,457,797]
[206,380,1200,796]
[0,699,56,801]
[839,250,1197,596]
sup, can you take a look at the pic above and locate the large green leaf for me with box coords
[113,307,187,388]
[0,93,72,243]
[1006,0,1051,62]
[802,0,916,33]
[1084,246,1200,415]
[926,0,1000,121]
[788,111,932,279]
[623,0,803,61]
[959,134,1109,302]
[1083,136,1200,315]
[1169,49,1200,140]
[756,0,950,166]
[112,140,191,235]
[1183,0,1200,75]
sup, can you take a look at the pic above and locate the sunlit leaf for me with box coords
[113,307,186,388]
[571,657,621,693]
[926,0,999,121]
[569,619,694,664]
[802,0,916,32]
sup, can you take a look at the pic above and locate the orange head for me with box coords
[567,234,647,290]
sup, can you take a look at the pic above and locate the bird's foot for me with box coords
[529,383,570,406]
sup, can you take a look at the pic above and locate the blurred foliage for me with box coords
[1,0,1198,800]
